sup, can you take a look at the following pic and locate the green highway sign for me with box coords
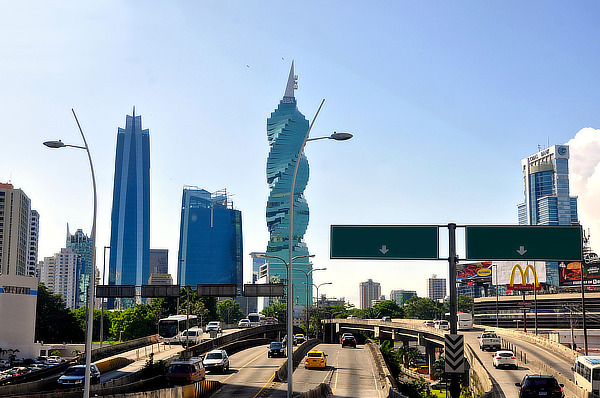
[330,225,439,260]
[465,225,582,261]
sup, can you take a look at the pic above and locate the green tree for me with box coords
[404,296,442,320]
[262,303,287,323]
[217,299,244,324]
[35,283,84,343]
[110,304,157,341]
[440,294,474,315]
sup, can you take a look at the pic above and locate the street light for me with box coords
[43,109,97,398]
[100,246,111,348]
[303,282,332,331]
[286,98,351,397]
[293,267,326,336]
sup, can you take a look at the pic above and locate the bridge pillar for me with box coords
[373,326,380,339]
[426,343,436,379]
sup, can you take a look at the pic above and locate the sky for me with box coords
[2,2,600,306]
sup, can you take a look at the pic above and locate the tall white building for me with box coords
[359,279,381,309]
[40,248,79,309]
[27,210,40,277]
[0,183,31,276]
[426,274,446,300]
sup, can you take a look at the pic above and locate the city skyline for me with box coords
[3,3,600,306]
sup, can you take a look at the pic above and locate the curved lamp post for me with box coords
[293,267,326,337]
[285,99,351,397]
[43,109,97,398]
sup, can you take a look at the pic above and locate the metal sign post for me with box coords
[448,223,461,398]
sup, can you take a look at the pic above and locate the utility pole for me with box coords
[448,223,461,398]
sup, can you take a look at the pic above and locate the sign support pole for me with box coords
[448,223,460,398]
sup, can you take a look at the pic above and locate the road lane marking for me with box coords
[252,372,277,398]
[223,348,274,384]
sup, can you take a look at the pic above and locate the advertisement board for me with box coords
[457,262,492,281]
[559,257,600,287]
[492,261,546,287]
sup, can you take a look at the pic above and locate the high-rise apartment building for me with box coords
[517,145,579,286]
[265,62,313,311]
[149,249,168,275]
[249,252,266,283]
[0,183,31,276]
[178,187,242,290]
[108,109,151,308]
[390,289,417,306]
[426,274,446,300]
[27,210,40,277]
[359,279,381,309]
[40,248,79,309]
[66,226,93,308]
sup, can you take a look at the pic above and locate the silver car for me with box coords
[57,365,100,387]
[203,349,229,372]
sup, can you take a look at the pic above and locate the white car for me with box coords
[238,319,251,328]
[203,349,229,372]
[423,320,435,327]
[434,320,449,330]
[206,321,222,333]
[492,350,517,369]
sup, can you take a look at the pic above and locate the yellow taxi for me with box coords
[294,334,306,344]
[304,350,327,369]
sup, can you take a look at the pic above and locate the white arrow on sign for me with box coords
[517,245,528,256]
[379,245,389,254]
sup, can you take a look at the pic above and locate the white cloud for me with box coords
[568,128,600,253]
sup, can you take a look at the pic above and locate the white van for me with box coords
[179,327,203,346]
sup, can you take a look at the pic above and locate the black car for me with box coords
[268,342,286,358]
[515,375,564,398]
[341,334,356,348]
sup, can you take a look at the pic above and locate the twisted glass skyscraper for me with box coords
[266,62,312,309]
[108,109,150,308]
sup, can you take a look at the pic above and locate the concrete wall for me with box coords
[0,274,39,359]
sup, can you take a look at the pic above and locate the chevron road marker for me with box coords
[445,334,465,373]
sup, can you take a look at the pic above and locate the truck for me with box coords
[478,331,501,351]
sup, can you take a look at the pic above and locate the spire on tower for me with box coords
[284,60,297,98]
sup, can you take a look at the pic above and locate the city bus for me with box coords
[457,312,473,330]
[247,313,266,327]
[574,356,600,395]
[158,315,199,344]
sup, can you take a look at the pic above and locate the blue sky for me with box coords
[2,2,600,305]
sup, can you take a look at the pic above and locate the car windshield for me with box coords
[168,364,192,373]
[270,342,283,349]
[343,336,355,340]
[308,352,323,358]
[482,333,497,338]
[206,352,223,359]
[64,367,85,376]
[523,378,559,388]
[498,352,513,357]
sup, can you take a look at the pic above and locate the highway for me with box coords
[464,328,576,398]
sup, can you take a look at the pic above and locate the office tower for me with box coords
[249,252,266,283]
[149,249,168,275]
[517,145,579,286]
[108,109,150,308]
[178,187,243,290]
[390,289,417,306]
[0,183,31,276]
[148,273,173,285]
[359,279,381,309]
[66,226,93,308]
[426,274,447,300]
[40,248,79,309]
[265,62,312,311]
[27,210,40,277]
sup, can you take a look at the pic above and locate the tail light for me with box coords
[554,387,563,392]
[511,357,516,359]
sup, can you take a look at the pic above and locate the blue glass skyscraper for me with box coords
[108,109,150,307]
[517,145,578,286]
[265,62,313,309]
[178,187,243,290]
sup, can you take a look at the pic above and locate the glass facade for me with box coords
[517,145,578,286]
[178,187,242,291]
[66,226,93,308]
[108,110,151,308]
[265,63,312,309]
